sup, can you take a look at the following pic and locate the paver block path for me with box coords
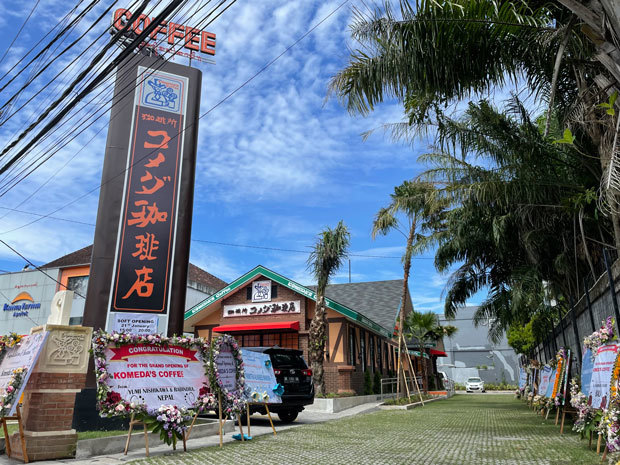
[132,395,599,465]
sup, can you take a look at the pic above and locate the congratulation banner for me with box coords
[518,367,527,389]
[581,348,594,398]
[538,365,552,397]
[0,332,48,416]
[545,369,556,398]
[104,342,206,410]
[588,343,618,409]
[243,350,281,404]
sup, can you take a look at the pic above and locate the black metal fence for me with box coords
[533,248,620,376]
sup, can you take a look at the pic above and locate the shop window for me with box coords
[242,334,260,347]
[66,275,89,299]
[369,335,375,373]
[377,339,383,373]
[271,284,278,298]
[348,327,356,366]
[360,331,366,372]
[263,333,279,347]
[246,286,252,300]
[280,333,298,349]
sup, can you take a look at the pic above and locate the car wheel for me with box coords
[277,410,298,423]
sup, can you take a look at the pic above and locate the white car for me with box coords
[465,377,485,393]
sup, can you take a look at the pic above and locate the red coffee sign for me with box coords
[112,8,216,56]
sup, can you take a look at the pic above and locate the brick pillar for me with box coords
[9,325,92,462]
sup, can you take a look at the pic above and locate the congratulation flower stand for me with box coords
[246,402,277,438]
[1,404,28,462]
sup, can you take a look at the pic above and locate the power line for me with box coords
[0,239,85,298]
[0,0,41,67]
[0,205,434,259]
[0,0,233,196]
[0,1,85,84]
[0,0,155,168]
[0,0,346,233]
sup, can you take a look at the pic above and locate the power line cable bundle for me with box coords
[0,0,236,197]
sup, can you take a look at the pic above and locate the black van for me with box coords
[244,346,315,423]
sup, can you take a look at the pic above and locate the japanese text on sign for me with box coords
[110,68,188,314]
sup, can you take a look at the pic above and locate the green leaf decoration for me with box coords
[553,128,575,145]
[597,91,617,116]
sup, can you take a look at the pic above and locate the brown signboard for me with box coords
[83,55,201,336]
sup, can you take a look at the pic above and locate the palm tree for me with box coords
[307,221,350,396]
[329,0,620,250]
[371,180,437,396]
[404,310,457,392]
[417,98,610,343]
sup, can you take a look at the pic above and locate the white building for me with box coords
[0,245,226,334]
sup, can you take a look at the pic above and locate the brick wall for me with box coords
[9,432,77,462]
[9,370,87,460]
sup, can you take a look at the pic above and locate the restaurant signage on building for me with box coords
[251,280,271,302]
[223,300,301,318]
[111,8,216,63]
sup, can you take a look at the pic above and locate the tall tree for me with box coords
[371,180,437,395]
[307,221,350,396]
[404,310,457,391]
[417,98,610,340]
[329,0,620,250]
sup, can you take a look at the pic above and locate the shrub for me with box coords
[373,371,382,394]
[364,370,373,395]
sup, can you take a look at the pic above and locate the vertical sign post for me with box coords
[83,54,201,337]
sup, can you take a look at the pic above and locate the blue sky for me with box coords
[0,0,478,314]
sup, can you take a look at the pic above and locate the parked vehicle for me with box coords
[245,346,315,423]
[465,377,485,393]
[438,371,454,392]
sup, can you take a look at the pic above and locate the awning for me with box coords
[430,349,448,357]
[213,321,300,332]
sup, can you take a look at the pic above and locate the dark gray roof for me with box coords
[310,280,404,333]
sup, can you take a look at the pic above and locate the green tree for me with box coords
[404,310,457,392]
[371,180,438,396]
[307,221,350,396]
[329,0,620,251]
[506,322,536,356]
[415,98,609,341]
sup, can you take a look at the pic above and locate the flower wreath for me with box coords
[551,352,565,401]
[603,401,620,453]
[92,330,209,428]
[611,352,620,401]
[569,377,595,437]
[584,317,616,356]
[208,334,246,416]
[0,333,25,417]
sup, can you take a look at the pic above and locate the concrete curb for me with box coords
[76,419,234,458]
[378,396,446,410]
[306,394,396,413]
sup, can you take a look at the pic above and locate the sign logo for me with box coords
[252,280,272,302]
[142,77,182,112]
[4,291,41,317]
